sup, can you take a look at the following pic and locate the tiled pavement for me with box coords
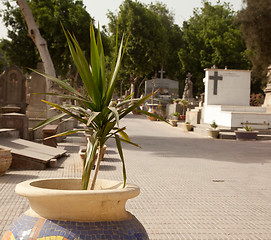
[1,114,271,240]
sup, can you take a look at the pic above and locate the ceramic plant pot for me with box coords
[235,130,259,140]
[0,147,12,176]
[2,178,149,240]
[207,129,219,139]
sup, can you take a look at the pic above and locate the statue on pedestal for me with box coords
[263,65,271,107]
[182,72,195,104]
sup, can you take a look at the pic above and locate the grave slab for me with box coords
[0,138,66,170]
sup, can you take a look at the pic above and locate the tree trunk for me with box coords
[17,0,57,117]
[129,74,140,98]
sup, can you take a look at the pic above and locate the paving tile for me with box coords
[1,115,271,239]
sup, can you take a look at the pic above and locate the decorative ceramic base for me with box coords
[2,214,149,240]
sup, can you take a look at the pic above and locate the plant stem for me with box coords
[90,144,103,190]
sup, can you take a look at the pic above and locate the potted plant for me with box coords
[207,121,219,138]
[169,112,179,127]
[179,99,189,121]
[171,112,179,121]
[235,125,259,140]
[2,23,164,240]
[183,121,193,131]
[0,147,12,175]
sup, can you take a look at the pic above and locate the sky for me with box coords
[0,0,244,39]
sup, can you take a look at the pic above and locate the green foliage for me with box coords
[107,0,182,97]
[237,0,271,89]
[243,125,253,131]
[172,112,179,117]
[0,0,99,76]
[33,23,165,190]
[178,1,251,96]
[210,121,218,129]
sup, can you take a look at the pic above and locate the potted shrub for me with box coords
[171,112,179,121]
[183,122,193,131]
[169,112,179,127]
[235,125,259,140]
[207,121,220,138]
[179,99,189,121]
[2,23,164,240]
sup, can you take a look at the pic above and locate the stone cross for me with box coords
[158,67,165,80]
[209,71,223,95]
[186,72,192,80]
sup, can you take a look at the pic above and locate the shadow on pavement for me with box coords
[121,135,271,164]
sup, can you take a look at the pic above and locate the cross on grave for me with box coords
[209,71,223,95]
[158,67,165,80]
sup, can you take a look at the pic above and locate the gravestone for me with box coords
[26,63,47,119]
[204,68,251,106]
[26,63,48,140]
[0,66,26,113]
[145,78,179,99]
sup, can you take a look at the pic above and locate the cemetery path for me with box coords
[1,114,271,240]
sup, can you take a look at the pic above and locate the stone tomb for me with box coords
[0,66,29,139]
[202,68,271,129]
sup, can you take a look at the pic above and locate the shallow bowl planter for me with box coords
[0,147,12,175]
[207,129,219,139]
[2,178,149,240]
[235,130,259,140]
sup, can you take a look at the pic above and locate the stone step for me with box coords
[0,128,20,138]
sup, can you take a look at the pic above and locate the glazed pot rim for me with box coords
[15,178,140,197]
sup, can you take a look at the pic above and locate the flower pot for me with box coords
[2,178,149,239]
[235,130,259,140]
[171,115,179,121]
[180,115,186,121]
[0,147,12,176]
[207,129,219,138]
[183,123,193,131]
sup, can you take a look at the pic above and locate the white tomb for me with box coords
[203,68,271,129]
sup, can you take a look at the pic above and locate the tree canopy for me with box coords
[107,0,182,97]
[178,1,251,96]
[1,0,92,76]
[237,0,271,90]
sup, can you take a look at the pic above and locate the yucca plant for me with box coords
[33,23,164,190]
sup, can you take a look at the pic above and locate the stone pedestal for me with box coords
[43,125,58,148]
[0,113,29,140]
[263,83,271,107]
